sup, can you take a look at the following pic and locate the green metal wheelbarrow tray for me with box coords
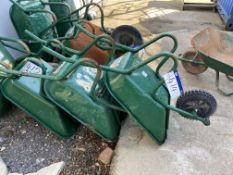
[181,27,233,96]
[8,30,217,144]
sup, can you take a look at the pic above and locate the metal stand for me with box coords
[215,71,233,96]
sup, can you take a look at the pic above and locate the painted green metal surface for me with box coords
[50,0,76,12]
[105,53,170,144]
[44,62,120,141]
[49,0,73,37]
[1,59,78,138]
[10,0,56,52]
[199,52,233,76]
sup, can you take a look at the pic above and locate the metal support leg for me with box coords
[215,71,233,96]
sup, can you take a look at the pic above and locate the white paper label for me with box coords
[163,71,184,99]
[21,61,42,74]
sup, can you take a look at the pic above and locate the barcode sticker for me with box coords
[163,71,184,99]
[21,62,42,74]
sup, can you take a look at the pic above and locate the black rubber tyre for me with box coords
[111,25,143,47]
[176,90,217,118]
[182,50,208,75]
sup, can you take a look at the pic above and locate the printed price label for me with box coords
[163,71,184,99]
[21,61,42,74]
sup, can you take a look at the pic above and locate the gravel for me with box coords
[0,105,115,175]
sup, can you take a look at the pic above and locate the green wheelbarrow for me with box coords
[24,30,217,144]
[182,27,233,96]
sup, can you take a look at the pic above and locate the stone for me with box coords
[98,147,114,165]
[25,161,65,175]
[0,147,6,152]
[77,147,86,152]
[0,157,8,175]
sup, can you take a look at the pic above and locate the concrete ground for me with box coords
[100,0,233,175]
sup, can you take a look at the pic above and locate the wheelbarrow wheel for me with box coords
[111,25,143,47]
[182,51,208,75]
[176,90,217,119]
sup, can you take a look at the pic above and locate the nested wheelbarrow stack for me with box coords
[0,0,217,144]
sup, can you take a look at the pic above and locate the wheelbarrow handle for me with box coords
[117,33,178,54]
[56,2,110,34]
[36,44,178,78]
[73,24,115,50]
[0,56,101,84]
[73,24,113,45]
[0,36,31,54]
[24,29,115,59]
[24,30,177,76]
[74,23,178,57]
[97,51,178,76]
